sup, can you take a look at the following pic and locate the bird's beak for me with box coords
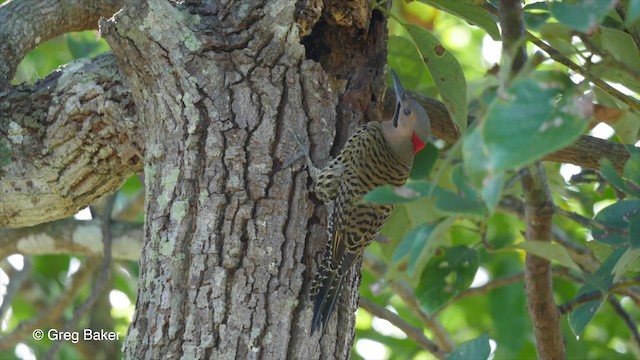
[390,69,406,128]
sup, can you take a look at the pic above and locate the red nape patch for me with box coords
[412,132,426,155]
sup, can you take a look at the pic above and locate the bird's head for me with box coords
[383,69,431,161]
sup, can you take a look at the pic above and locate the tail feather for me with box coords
[310,259,344,335]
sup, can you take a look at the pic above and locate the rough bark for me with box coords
[94,0,386,358]
[0,0,125,87]
[0,54,142,227]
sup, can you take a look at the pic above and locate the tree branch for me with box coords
[479,1,640,112]
[359,297,446,360]
[382,92,632,174]
[0,218,142,260]
[608,297,640,349]
[0,0,125,86]
[0,53,143,228]
[498,1,565,358]
[557,276,640,315]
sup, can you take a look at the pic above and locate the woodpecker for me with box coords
[309,69,431,334]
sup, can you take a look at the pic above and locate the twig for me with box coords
[574,32,640,83]
[558,276,640,314]
[608,297,640,349]
[526,33,640,111]
[0,261,99,350]
[555,206,628,237]
[481,1,640,111]
[44,195,116,359]
[0,257,32,320]
[359,297,446,359]
[558,291,605,315]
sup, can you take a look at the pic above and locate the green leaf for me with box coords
[597,27,640,72]
[461,126,504,213]
[463,125,496,187]
[625,0,640,26]
[364,182,432,204]
[392,219,455,278]
[630,218,640,248]
[481,174,504,215]
[612,247,640,279]
[447,333,491,360]
[510,241,581,271]
[410,142,439,180]
[592,200,640,245]
[586,247,627,291]
[392,223,433,265]
[550,0,617,33]
[524,2,551,30]
[609,111,640,145]
[451,163,476,200]
[419,0,500,40]
[434,191,487,218]
[568,284,604,338]
[388,36,432,91]
[482,76,588,173]
[624,152,640,188]
[405,25,468,134]
[408,218,456,277]
[601,158,640,197]
[417,246,479,313]
[569,246,627,336]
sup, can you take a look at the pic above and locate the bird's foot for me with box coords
[283,129,321,181]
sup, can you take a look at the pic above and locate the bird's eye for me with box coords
[404,108,412,116]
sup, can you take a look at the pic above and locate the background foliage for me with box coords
[1,0,639,359]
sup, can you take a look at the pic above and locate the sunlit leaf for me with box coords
[523,2,550,30]
[510,241,581,271]
[405,25,468,133]
[612,246,640,279]
[418,0,500,40]
[594,27,640,74]
[388,36,432,91]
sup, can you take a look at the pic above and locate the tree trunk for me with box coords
[96,0,387,358]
